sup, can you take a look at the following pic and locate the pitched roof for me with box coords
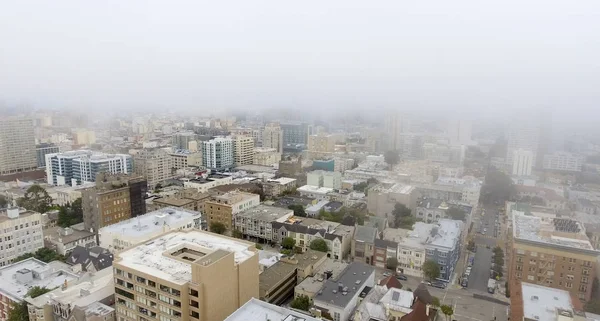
[378,275,403,289]
[354,225,377,243]
[399,284,435,321]
[375,238,398,249]
[66,246,114,271]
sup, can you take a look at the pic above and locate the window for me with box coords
[580,285,588,292]
[529,259,537,265]
[530,251,537,257]
[567,275,574,281]
[516,249,525,254]
[566,282,573,288]
[569,258,576,263]
[527,275,534,281]
[582,277,589,284]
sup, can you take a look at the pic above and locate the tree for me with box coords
[440,305,454,321]
[17,185,53,213]
[27,286,52,298]
[585,300,600,314]
[7,301,28,321]
[422,260,441,281]
[209,222,227,234]
[481,169,515,205]
[505,281,510,298]
[384,150,400,169]
[446,206,466,221]
[354,182,369,192]
[431,296,441,307]
[386,257,398,271]
[13,248,65,264]
[309,239,328,252]
[288,204,307,217]
[393,203,414,229]
[290,295,310,311]
[282,237,296,250]
[232,229,243,239]
[255,243,263,250]
[57,198,84,227]
[0,194,8,208]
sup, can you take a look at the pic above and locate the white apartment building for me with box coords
[0,117,37,175]
[44,227,96,256]
[54,184,94,206]
[333,158,355,173]
[506,119,541,167]
[307,170,342,189]
[98,207,202,252]
[202,136,234,170]
[233,135,255,167]
[233,205,294,242]
[262,123,283,153]
[0,207,44,267]
[543,152,585,172]
[253,147,280,166]
[46,150,133,186]
[384,227,430,277]
[512,149,534,176]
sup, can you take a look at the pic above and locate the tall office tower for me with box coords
[383,112,410,151]
[82,173,147,235]
[506,119,541,168]
[133,148,174,188]
[35,143,59,168]
[0,117,37,175]
[233,135,254,167]
[113,230,259,321]
[0,207,43,267]
[511,149,534,176]
[172,131,197,150]
[262,123,283,153]
[202,136,234,170]
[447,119,472,146]
[280,122,311,151]
[46,150,133,186]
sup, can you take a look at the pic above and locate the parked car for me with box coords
[430,281,446,289]
[396,274,408,281]
[383,272,391,277]
[461,278,468,288]
[421,280,432,286]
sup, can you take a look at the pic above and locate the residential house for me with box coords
[66,246,114,272]
[352,226,378,265]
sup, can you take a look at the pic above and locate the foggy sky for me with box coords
[1,0,599,119]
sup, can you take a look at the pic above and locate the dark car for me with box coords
[396,274,408,281]
[431,281,446,289]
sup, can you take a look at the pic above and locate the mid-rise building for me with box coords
[262,123,283,153]
[307,170,342,190]
[281,122,311,151]
[172,131,197,150]
[308,133,336,159]
[234,205,294,242]
[202,136,234,170]
[0,259,79,320]
[44,226,96,256]
[0,207,44,267]
[182,175,233,193]
[333,158,355,173]
[352,225,378,265]
[253,147,280,166]
[35,143,59,168]
[169,150,202,169]
[46,150,133,186]
[204,191,260,231]
[133,148,174,188]
[422,219,463,281]
[384,112,410,151]
[233,135,255,167]
[512,149,534,176]
[422,143,465,165]
[367,183,419,218]
[225,298,321,321]
[113,230,259,321]
[509,212,599,302]
[73,129,96,146]
[384,227,428,277]
[510,282,583,321]
[0,117,38,175]
[98,207,202,251]
[506,118,542,168]
[417,177,481,207]
[543,152,585,172]
[262,177,297,197]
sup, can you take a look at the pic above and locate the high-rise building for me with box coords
[307,133,336,159]
[506,119,541,168]
[447,119,472,146]
[0,117,37,175]
[113,230,259,321]
[262,123,283,153]
[0,207,44,267]
[509,212,599,302]
[384,112,410,151]
[512,149,534,176]
[35,143,59,168]
[46,150,133,186]
[172,131,197,150]
[281,122,311,151]
[133,148,173,188]
[233,135,255,167]
[201,136,234,170]
[82,173,147,236]
[204,191,260,231]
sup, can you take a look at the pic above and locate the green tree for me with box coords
[17,184,53,213]
[505,281,510,298]
[209,222,227,234]
[282,237,296,250]
[290,295,310,311]
[255,243,263,250]
[232,229,243,239]
[481,168,515,205]
[386,257,398,271]
[13,248,65,264]
[440,305,454,321]
[288,204,307,217]
[354,182,368,192]
[446,206,466,221]
[392,203,414,229]
[0,194,8,208]
[585,300,600,314]
[309,239,328,252]
[57,198,84,227]
[7,301,28,321]
[384,150,400,169]
[431,296,441,307]
[27,286,52,298]
[422,260,441,281]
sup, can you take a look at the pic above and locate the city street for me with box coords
[466,204,503,292]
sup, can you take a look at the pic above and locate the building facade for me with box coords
[202,137,234,170]
[233,135,255,167]
[169,150,202,169]
[204,191,260,231]
[512,149,534,177]
[423,219,463,281]
[0,208,44,267]
[252,148,280,166]
[172,131,197,150]
[543,152,585,172]
[0,117,37,175]
[35,144,59,168]
[308,133,336,159]
[133,148,174,188]
[262,123,283,153]
[46,150,133,186]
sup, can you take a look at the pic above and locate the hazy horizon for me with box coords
[1,0,599,122]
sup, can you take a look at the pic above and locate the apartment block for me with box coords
[133,148,174,188]
[46,150,133,186]
[262,177,297,197]
[352,225,378,265]
[112,230,259,321]
[367,183,419,218]
[225,298,321,321]
[233,205,293,242]
[308,133,336,159]
[148,189,211,213]
[169,150,202,169]
[307,170,342,190]
[384,227,427,277]
[35,143,59,168]
[204,191,260,231]
[44,226,96,256]
[0,117,37,175]
[509,212,599,302]
[262,123,283,153]
[233,135,255,167]
[0,207,44,267]
[510,282,583,321]
[172,131,197,150]
[182,175,233,193]
[543,152,585,172]
[202,136,234,170]
[252,147,280,166]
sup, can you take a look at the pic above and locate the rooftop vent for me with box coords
[531,295,539,301]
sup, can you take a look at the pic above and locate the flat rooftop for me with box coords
[313,262,375,308]
[153,197,194,207]
[427,219,463,250]
[225,298,320,321]
[0,208,40,224]
[297,185,334,194]
[295,259,349,296]
[236,204,293,221]
[268,177,297,185]
[259,250,327,297]
[512,211,597,251]
[521,282,574,321]
[99,207,200,237]
[0,258,79,302]
[370,183,414,195]
[116,230,256,284]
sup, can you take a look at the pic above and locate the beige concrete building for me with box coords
[133,148,174,188]
[233,135,255,166]
[262,177,297,197]
[509,212,600,303]
[262,123,283,153]
[308,133,336,159]
[252,147,280,166]
[0,116,37,175]
[148,189,211,213]
[0,207,44,267]
[169,150,202,169]
[367,183,419,218]
[204,191,260,231]
[74,129,96,146]
[82,179,132,233]
[113,230,259,321]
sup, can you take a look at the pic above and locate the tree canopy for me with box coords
[288,204,307,217]
[320,206,365,225]
[423,260,441,281]
[27,286,52,298]
[13,248,65,263]
[386,257,398,271]
[7,301,28,321]
[209,222,227,234]
[282,237,296,250]
[17,184,53,213]
[393,203,415,229]
[0,194,8,208]
[290,295,310,311]
[309,239,328,252]
[57,198,83,227]
[440,305,454,321]
[446,206,466,221]
[384,150,400,168]
[481,169,515,205]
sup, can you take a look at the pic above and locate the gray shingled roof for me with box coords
[354,225,377,243]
